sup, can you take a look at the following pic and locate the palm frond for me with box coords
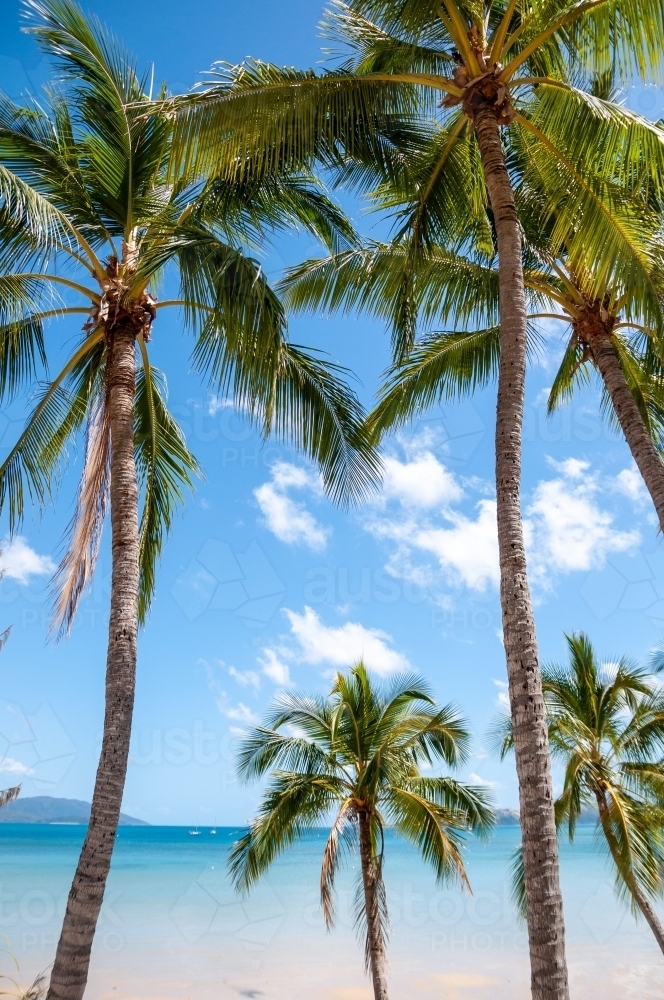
[269,342,382,507]
[386,784,470,887]
[368,327,500,441]
[509,844,528,922]
[321,799,357,927]
[0,785,20,809]
[228,772,344,893]
[0,331,104,532]
[167,60,416,181]
[51,395,109,635]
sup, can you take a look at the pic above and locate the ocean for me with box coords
[0,824,662,999]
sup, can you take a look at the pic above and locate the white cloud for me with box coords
[382,452,463,509]
[0,537,56,584]
[493,679,510,710]
[409,500,500,590]
[207,394,234,416]
[222,702,261,726]
[255,462,330,551]
[258,647,292,687]
[255,484,328,550]
[469,772,500,788]
[363,445,642,601]
[0,757,34,775]
[270,463,316,492]
[534,386,552,406]
[546,457,590,480]
[202,658,260,728]
[526,476,638,578]
[228,666,261,692]
[367,499,499,592]
[283,606,409,676]
[614,465,648,505]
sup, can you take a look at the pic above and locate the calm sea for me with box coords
[0,824,662,999]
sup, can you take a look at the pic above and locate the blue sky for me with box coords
[1,0,664,825]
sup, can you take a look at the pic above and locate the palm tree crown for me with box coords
[0,0,380,630]
[230,663,493,1000]
[498,632,664,953]
[0,4,381,998]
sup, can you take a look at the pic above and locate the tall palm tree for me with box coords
[496,633,664,954]
[0,3,380,998]
[164,7,664,994]
[230,662,493,1000]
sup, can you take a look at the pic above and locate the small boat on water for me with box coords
[189,821,200,836]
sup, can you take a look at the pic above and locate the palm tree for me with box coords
[0,628,19,809]
[230,663,492,1000]
[284,199,664,534]
[0,3,380,998]
[496,632,664,954]
[165,8,664,994]
[0,787,20,809]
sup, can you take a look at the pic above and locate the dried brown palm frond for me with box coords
[51,398,110,635]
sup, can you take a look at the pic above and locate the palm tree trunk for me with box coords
[587,325,664,532]
[596,791,664,955]
[472,103,570,1000]
[47,324,140,1000]
[631,883,664,954]
[358,810,389,1000]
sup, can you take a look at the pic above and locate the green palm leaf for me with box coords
[134,348,200,624]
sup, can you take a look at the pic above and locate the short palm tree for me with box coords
[0,3,379,998]
[496,633,664,954]
[166,8,664,994]
[230,663,493,1000]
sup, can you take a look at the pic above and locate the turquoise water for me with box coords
[1,824,662,999]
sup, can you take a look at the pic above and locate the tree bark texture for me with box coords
[358,810,390,1000]
[473,103,570,1000]
[47,324,139,1000]
[587,326,664,533]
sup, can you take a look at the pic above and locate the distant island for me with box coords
[0,799,595,828]
[494,807,597,826]
[495,808,520,825]
[0,796,149,825]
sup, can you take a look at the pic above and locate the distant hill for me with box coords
[494,807,598,826]
[0,796,149,825]
[495,808,520,825]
